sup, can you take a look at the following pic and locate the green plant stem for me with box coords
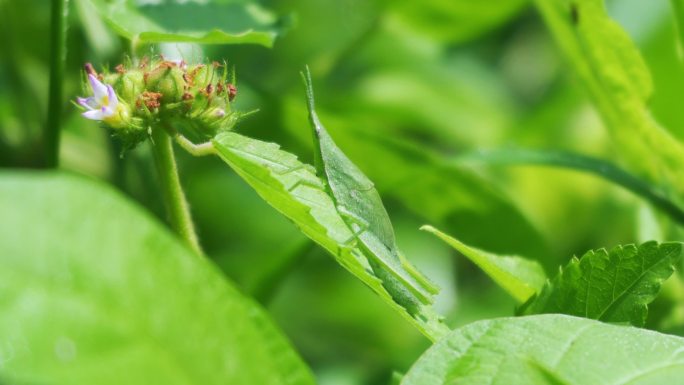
[150,127,203,256]
[45,0,69,168]
[671,0,684,62]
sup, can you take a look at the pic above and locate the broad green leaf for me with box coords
[455,148,684,225]
[0,172,315,385]
[211,132,449,341]
[522,241,683,326]
[302,68,439,309]
[534,0,684,197]
[421,225,546,303]
[402,314,684,385]
[86,0,281,47]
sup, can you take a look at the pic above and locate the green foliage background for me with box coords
[3,0,684,384]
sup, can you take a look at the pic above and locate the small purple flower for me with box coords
[77,74,119,121]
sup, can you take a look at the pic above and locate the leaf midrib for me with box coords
[594,246,672,321]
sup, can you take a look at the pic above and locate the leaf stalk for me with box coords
[150,127,203,256]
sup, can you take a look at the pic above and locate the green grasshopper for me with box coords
[300,67,439,314]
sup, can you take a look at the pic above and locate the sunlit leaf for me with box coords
[534,0,684,196]
[402,314,684,385]
[211,132,449,341]
[421,225,546,303]
[0,171,315,385]
[522,241,683,326]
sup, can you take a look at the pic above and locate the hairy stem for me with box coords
[150,127,203,256]
[45,0,69,167]
[173,134,216,157]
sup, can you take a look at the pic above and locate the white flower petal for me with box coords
[82,109,104,120]
[77,97,98,110]
[88,74,108,100]
[106,85,119,109]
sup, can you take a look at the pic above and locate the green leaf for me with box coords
[534,0,684,196]
[454,148,684,225]
[281,95,551,264]
[402,314,684,385]
[0,172,314,385]
[522,241,683,326]
[302,68,439,309]
[86,0,282,47]
[211,132,449,341]
[421,225,546,303]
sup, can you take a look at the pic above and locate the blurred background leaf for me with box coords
[388,0,530,44]
[0,172,315,385]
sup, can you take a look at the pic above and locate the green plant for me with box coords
[3,0,684,384]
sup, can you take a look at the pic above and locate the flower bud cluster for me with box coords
[77,57,242,149]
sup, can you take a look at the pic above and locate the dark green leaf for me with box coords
[0,171,314,385]
[86,0,282,47]
[454,148,684,225]
[402,314,684,385]
[522,241,683,326]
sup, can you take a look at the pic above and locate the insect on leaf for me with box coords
[522,241,683,326]
[301,66,440,310]
[211,132,449,341]
[280,95,551,262]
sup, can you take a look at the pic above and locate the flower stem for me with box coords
[150,127,203,256]
[45,0,69,167]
